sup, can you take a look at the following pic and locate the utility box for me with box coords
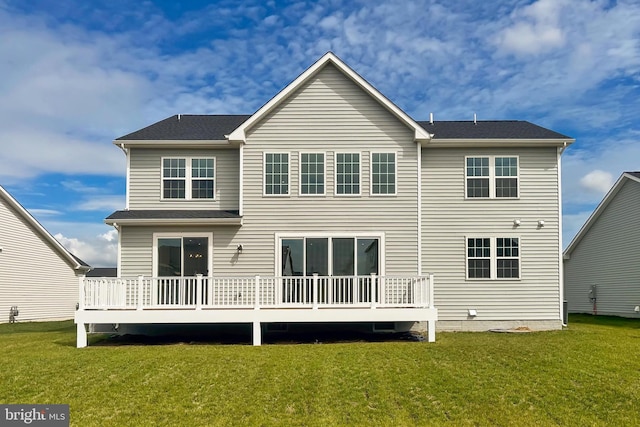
[589,285,597,301]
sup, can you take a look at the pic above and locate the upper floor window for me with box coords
[264,153,289,196]
[466,156,518,199]
[371,152,396,195]
[300,153,325,195]
[467,237,520,280]
[162,157,215,200]
[335,153,360,195]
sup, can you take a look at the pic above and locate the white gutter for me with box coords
[417,140,422,276]
[557,145,565,326]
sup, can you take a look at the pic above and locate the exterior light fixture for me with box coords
[538,220,545,227]
[468,309,478,317]
[237,244,243,254]
[513,219,521,226]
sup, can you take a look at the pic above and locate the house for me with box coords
[75,52,573,347]
[564,172,640,318]
[0,185,91,323]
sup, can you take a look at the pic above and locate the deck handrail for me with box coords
[80,274,434,311]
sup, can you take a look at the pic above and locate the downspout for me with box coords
[239,142,244,217]
[417,140,422,276]
[118,143,130,210]
[558,143,566,325]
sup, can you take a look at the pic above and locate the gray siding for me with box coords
[119,63,420,278]
[564,179,640,317]
[422,147,562,322]
[238,64,419,276]
[128,148,239,210]
[0,197,80,322]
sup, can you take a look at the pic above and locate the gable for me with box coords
[564,173,640,258]
[0,186,89,271]
[228,52,431,143]
[247,63,414,144]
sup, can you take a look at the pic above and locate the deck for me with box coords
[74,274,437,347]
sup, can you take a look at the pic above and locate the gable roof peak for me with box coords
[227,52,432,143]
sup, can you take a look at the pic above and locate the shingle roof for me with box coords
[106,210,241,220]
[116,115,250,140]
[86,267,117,277]
[116,116,571,141]
[625,171,640,179]
[416,120,571,139]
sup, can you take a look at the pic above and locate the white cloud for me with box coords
[28,208,62,217]
[54,231,117,267]
[580,170,614,195]
[74,195,125,212]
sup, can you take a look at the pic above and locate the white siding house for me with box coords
[564,172,640,318]
[75,52,573,347]
[0,185,90,322]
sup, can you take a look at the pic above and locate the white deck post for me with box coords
[78,276,85,310]
[254,275,261,310]
[427,320,436,342]
[253,321,262,346]
[195,274,202,310]
[137,275,144,310]
[370,273,377,309]
[312,273,319,309]
[428,273,435,309]
[77,322,87,348]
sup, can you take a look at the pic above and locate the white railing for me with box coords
[79,274,434,311]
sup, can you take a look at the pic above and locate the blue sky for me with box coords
[1,0,639,267]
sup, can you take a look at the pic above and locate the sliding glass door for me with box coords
[280,236,380,304]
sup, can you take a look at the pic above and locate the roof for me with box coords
[86,267,117,277]
[0,185,91,272]
[117,115,250,141]
[563,172,640,258]
[116,116,571,143]
[105,210,242,226]
[416,120,571,140]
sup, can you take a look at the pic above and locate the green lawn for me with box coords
[1,315,639,426]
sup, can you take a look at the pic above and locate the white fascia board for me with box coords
[227,52,432,143]
[104,217,243,226]
[563,173,640,259]
[426,138,575,148]
[0,185,89,271]
[114,140,233,149]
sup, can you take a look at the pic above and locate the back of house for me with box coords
[75,52,573,346]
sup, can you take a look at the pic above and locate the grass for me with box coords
[0,315,639,426]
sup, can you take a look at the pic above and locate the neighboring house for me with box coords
[564,172,640,318]
[0,185,91,323]
[75,52,574,347]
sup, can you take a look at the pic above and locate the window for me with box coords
[497,238,519,278]
[162,157,215,200]
[281,236,379,277]
[466,156,518,199]
[264,153,289,195]
[300,153,325,195]
[336,153,360,195]
[371,152,396,195]
[466,237,520,279]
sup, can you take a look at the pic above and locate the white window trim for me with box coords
[465,235,521,281]
[370,151,398,196]
[152,232,214,278]
[263,152,291,197]
[274,232,386,277]
[298,151,326,197]
[160,157,216,201]
[464,155,519,200]
[334,151,362,197]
